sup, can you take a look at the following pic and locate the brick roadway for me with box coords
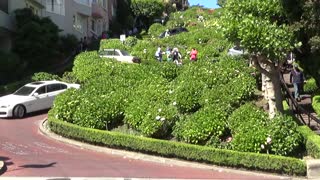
[0,112,289,179]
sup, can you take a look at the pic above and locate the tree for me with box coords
[281,0,320,87]
[12,8,60,70]
[217,0,227,7]
[130,0,164,29]
[221,0,295,117]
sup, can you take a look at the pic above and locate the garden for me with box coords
[43,6,320,176]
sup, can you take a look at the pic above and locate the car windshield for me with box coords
[120,50,130,56]
[13,86,36,96]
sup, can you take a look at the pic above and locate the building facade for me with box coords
[0,0,116,52]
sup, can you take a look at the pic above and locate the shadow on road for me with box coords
[0,109,49,121]
[19,162,57,168]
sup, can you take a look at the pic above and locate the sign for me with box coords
[120,34,126,42]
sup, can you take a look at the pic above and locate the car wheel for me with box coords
[13,105,25,118]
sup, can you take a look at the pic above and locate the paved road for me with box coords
[0,111,290,179]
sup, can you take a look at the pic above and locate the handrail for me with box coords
[279,72,320,128]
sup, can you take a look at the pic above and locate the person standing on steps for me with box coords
[290,64,305,102]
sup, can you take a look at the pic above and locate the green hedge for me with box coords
[297,126,320,159]
[48,117,306,176]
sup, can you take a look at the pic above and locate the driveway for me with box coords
[0,111,291,179]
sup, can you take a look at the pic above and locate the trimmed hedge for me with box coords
[297,126,320,159]
[48,117,306,176]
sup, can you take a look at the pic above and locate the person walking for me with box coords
[155,47,163,62]
[190,48,198,61]
[290,64,305,102]
[172,48,182,66]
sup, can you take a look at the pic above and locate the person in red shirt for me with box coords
[190,48,198,61]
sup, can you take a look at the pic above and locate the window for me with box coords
[26,3,40,16]
[36,86,46,95]
[91,19,96,32]
[73,14,83,32]
[46,0,65,15]
[74,0,91,6]
[0,0,8,14]
[114,51,120,56]
[47,84,66,92]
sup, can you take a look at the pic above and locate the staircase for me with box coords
[280,70,320,134]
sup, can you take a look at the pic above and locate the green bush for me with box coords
[148,23,166,37]
[228,103,303,156]
[0,50,24,84]
[297,126,320,158]
[47,117,307,176]
[124,36,138,47]
[173,105,228,144]
[304,78,318,93]
[312,95,320,116]
[124,78,179,138]
[99,39,127,51]
[31,72,60,81]
[228,103,269,153]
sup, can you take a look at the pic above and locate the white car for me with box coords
[0,80,80,118]
[228,47,244,56]
[99,49,141,63]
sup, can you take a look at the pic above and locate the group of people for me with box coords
[154,47,198,65]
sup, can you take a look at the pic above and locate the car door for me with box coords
[28,85,48,112]
[46,83,67,108]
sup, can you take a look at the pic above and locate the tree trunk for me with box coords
[253,55,284,118]
[264,66,284,118]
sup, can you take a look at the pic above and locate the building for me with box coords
[0,0,117,52]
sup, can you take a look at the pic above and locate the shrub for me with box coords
[228,103,269,153]
[297,126,320,158]
[228,103,304,156]
[61,71,79,83]
[124,78,179,138]
[267,115,304,156]
[148,23,166,37]
[31,72,60,81]
[99,39,127,51]
[173,105,228,144]
[124,36,139,47]
[48,118,307,176]
[0,50,24,84]
[312,95,320,116]
[304,78,318,93]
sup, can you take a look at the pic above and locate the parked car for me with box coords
[159,27,188,38]
[0,80,80,118]
[99,49,141,63]
[228,46,244,56]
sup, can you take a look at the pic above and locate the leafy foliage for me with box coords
[13,8,61,70]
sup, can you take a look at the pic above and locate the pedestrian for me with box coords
[290,64,305,102]
[172,48,182,66]
[166,47,172,62]
[78,38,83,53]
[83,36,88,51]
[190,48,198,61]
[164,29,170,37]
[155,47,163,62]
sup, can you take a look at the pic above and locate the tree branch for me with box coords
[251,55,271,77]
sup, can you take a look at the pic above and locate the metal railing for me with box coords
[280,73,320,129]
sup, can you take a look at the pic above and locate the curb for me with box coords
[307,159,320,179]
[39,119,300,180]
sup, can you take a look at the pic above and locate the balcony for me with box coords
[74,0,91,16]
[91,2,107,19]
[0,10,14,31]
